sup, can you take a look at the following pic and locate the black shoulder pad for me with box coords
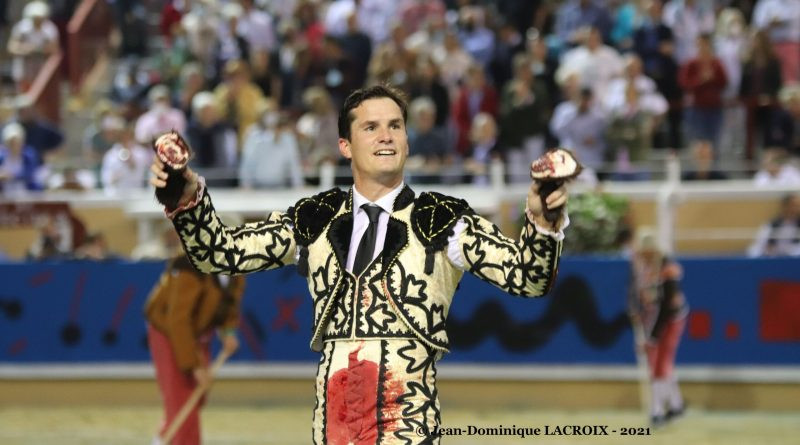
[288,187,348,246]
[411,191,474,251]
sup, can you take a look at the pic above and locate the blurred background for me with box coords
[0,0,798,443]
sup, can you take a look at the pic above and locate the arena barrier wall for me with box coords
[1,257,798,377]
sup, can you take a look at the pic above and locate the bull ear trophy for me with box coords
[152,130,193,210]
[530,148,583,224]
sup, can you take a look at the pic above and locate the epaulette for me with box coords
[287,187,348,276]
[411,191,474,274]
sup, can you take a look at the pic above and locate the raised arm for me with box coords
[151,154,296,275]
[457,182,567,297]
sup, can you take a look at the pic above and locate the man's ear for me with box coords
[338,138,351,159]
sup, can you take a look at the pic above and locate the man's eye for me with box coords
[391,123,402,129]
[365,125,375,131]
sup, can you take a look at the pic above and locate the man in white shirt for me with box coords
[557,26,624,100]
[6,1,59,92]
[748,193,800,257]
[150,85,569,444]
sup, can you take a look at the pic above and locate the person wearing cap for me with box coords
[628,231,689,427]
[0,122,43,192]
[134,85,188,145]
[151,84,569,444]
[186,91,239,187]
[7,1,59,92]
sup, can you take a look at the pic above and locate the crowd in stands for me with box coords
[2,0,800,195]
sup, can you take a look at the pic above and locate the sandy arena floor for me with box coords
[1,405,797,445]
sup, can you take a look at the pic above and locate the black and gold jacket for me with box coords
[172,185,563,355]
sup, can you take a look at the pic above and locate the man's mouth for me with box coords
[374,149,396,156]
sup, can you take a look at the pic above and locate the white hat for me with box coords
[101,115,125,131]
[191,91,216,114]
[221,3,244,20]
[23,1,50,19]
[148,85,170,103]
[2,122,25,142]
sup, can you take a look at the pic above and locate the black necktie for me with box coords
[353,204,382,276]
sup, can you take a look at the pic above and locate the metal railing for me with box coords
[66,0,112,93]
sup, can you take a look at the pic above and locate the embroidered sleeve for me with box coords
[171,187,296,275]
[458,213,562,297]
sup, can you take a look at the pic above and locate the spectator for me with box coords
[407,55,450,129]
[662,0,715,64]
[464,113,499,186]
[74,232,119,261]
[431,30,476,100]
[488,20,525,89]
[679,34,727,151]
[751,0,800,85]
[175,63,207,121]
[452,64,499,156]
[213,60,266,142]
[753,147,800,187]
[323,0,355,37]
[312,35,357,107]
[557,26,624,100]
[748,193,800,257]
[525,30,559,105]
[26,214,73,260]
[610,0,646,52]
[681,139,728,180]
[181,0,220,78]
[767,85,800,158]
[13,95,64,166]
[158,20,193,88]
[554,0,612,47]
[82,100,121,172]
[355,0,399,45]
[7,1,59,92]
[160,0,186,46]
[110,0,148,57]
[407,96,449,184]
[457,6,496,68]
[237,0,276,54]
[186,91,239,187]
[250,47,283,103]
[100,125,152,192]
[498,54,551,183]
[0,122,43,192]
[296,86,340,170]
[295,0,325,61]
[109,61,151,120]
[740,30,783,158]
[214,3,250,83]
[550,80,608,181]
[239,105,304,189]
[399,0,445,36]
[339,13,373,89]
[604,54,662,111]
[634,0,683,150]
[134,85,187,145]
[605,83,667,180]
[715,8,748,160]
[368,23,414,89]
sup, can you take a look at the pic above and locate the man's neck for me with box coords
[353,176,404,202]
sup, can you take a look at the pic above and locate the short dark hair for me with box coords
[338,84,408,140]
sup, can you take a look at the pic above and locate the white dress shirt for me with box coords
[347,182,568,273]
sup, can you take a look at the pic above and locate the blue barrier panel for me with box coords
[1,258,798,365]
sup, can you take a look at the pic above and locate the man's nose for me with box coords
[377,126,393,142]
